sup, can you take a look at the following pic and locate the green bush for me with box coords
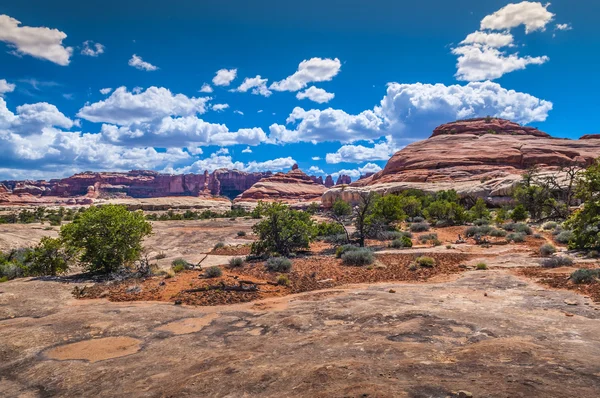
[424,200,467,226]
[542,221,558,230]
[341,249,374,266]
[171,258,193,269]
[476,262,488,270]
[228,257,244,267]
[377,230,411,241]
[465,225,493,237]
[172,264,186,273]
[204,266,223,278]
[26,237,73,276]
[554,230,574,245]
[316,221,346,237]
[323,234,349,245]
[213,242,225,250]
[510,204,528,222]
[266,257,292,273]
[410,222,430,232]
[410,216,425,223]
[489,229,507,237]
[251,203,315,256]
[473,218,490,226]
[277,274,290,286]
[418,233,438,243]
[415,256,436,268]
[237,231,246,237]
[541,256,573,268]
[60,205,152,274]
[570,269,600,284]
[390,235,413,249]
[506,232,526,243]
[336,244,360,258]
[540,243,557,257]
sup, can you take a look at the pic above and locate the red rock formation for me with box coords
[235,166,327,203]
[310,175,324,185]
[323,118,600,206]
[580,134,600,140]
[324,175,334,188]
[336,175,352,185]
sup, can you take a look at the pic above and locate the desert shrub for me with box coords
[570,269,600,284]
[552,225,564,235]
[316,221,345,237]
[588,250,599,258]
[390,236,413,249]
[0,262,26,280]
[501,222,516,231]
[341,249,374,266]
[335,244,359,258]
[541,256,574,268]
[410,222,430,232]
[476,262,488,270]
[237,231,246,237]
[424,200,467,226]
[431,239,442,246]
[514,223,533,235]
[204,266,223,278]
[473,218,490,226]
[213,242,225,250]
[252,203,315,256]
[554,230,574,245]
[542,221,558,230]
[533,233,543,239]
[418,233,438,243]
[277,274,290,286]
[415,256,436,268]
[26,237,73,276]
[489,229,507,237]
[228,257,244,267]
[172,264,185,273]
[540,243,557,257]
[506,232,526,243]
[60,205,152,274]
[171,258,193,273]
[465,225,493,237]
[469,198,490,220]
[370,194,407,226]
[266,257,292,272]
[411,216,425,223]
[322,234,349,245]
[376,231,401,241]
[510,204,528,222]
[155,251,167,260]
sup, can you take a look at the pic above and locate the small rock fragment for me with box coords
[389,289,396,294]
[174,300,182,305]
[564,299,578,306]
[457,391,473,398]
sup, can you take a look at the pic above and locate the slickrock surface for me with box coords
[323,118,600,206]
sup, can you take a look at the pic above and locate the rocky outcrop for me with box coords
[324,175,335,188]
[234,166,327,204]
[323,118,600,206]
[336,175,352,185]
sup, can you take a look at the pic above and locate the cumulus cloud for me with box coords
[0,14,73,65]
[269,107,384,144]
[81,40,105,57]
[128,54,158,71]
[99,87,112,95]
[0,99,74,135]
[242,146,252,153]
[481,1,554,33]
[453,2,554,81]
[199,83,213,93]
[452,45,549,81]
[77,86,210,125]
[234,75,272,97]
[270,58,341,92]
[555,23,572,31]
[325,138,396,164]
[331,163,382,180]
[212,103,229,112]
[308,166,324,174]
[296,86,335,103]
[0,79,15,97]
[311,156,321,161]
[168,154,295,174]
[213,68,237,86]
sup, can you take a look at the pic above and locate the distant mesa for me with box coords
[431,117,550,138]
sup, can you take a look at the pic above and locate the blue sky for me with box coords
[0,0,597,180]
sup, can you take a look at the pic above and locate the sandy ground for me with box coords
[2,221,600,397]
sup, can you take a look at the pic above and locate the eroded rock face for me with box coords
[235,166,327,204]
[324,175,335,188]
[336,175,352,185]
[323,119,600,206]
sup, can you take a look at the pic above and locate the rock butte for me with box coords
[323,118,600,206]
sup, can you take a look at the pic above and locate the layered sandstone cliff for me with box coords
[322,118,600,206]
[234,164,327,205]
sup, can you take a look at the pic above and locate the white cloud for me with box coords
[311,156,321,161]
[269,107,384,144]
[481,1,554,33]
[555,23,572,31]
[331,163,382,179]
[199,83,213,93]
[168,154,295,174]
[234,110,244,115]
[460,31,514,48]
[270,58,341,92]
[77,86,210,125]
[0,14,73,65]
[187,147,203,156]
[308,166,324,174]
[215,148,229,155]
[7,101,74,134]
[0,79,15,97]
[296,86,335,103]
[452,45,549,81]
[212,103,229,112]
[245,157,297,172]
[128,54,158,71]
[234,75,272,97]
[257,110,263,113]
[99,87,112,95]
[325,138,396,164]
[242,146,252,153]
[380,81,553,135]
[81,40,104,57]
[213,68,237,86]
